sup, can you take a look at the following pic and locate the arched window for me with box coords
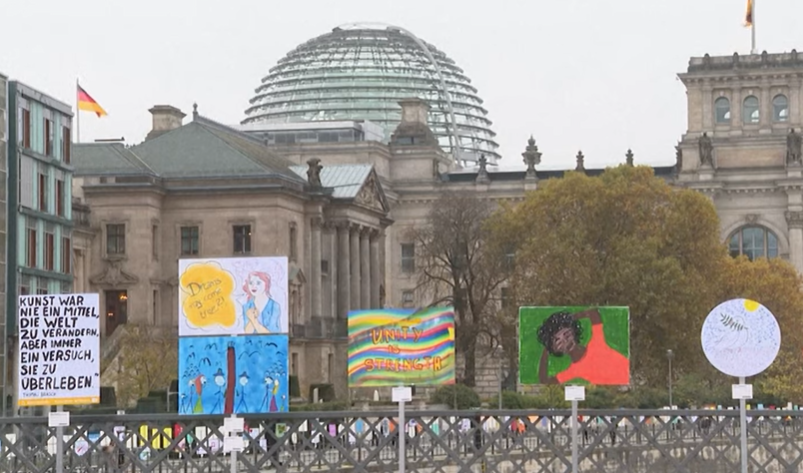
[743,96,760,124]
[715,97,731,123]
[773,95,789,122]
[728,226,778,260]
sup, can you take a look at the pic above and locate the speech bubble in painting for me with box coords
[180,262,236,330]
[701,298,781,378]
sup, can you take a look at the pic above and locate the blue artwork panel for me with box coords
[178,335,288,415]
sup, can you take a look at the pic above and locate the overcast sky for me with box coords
[2,0,802,169]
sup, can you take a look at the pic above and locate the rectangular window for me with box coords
[106,224,126,255]
[44,118,53,157]
[233,225,252,254]
[402,290,415,307]
[321,259,330,275]
[62,126,71,164]
[180,226,199,256]
[289,224,298,261]
[153,290,159,321]
[38,173,47,212]
[44,232,55,271]
[27,229,37,267]
[22,108,31,148]
[56,179,64,217]
[36,287,48,295]
[19,276,30,296]
[401,243,415,273]
[504,245,516,270]
[291,353,298,376]
[501,287,511,309]
[152,225,159,261]
[62,237,71,274]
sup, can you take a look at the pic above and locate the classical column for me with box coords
[360,229,371,308]
[370,231,381,308]
[336,223,350,319]
[310,217,322,319]
[786,211,803,272]
[350,225,361,311]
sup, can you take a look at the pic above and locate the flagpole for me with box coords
[75,78,81,143]
[751,0,757,54]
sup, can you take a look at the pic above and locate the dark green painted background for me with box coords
[518,306,630,385]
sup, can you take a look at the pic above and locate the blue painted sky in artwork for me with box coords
[178,335,288,415]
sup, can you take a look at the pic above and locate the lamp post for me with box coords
[667,349,674,408]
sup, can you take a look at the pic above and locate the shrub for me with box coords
[309,383,336,402]
[289,375,301,398]
[430,384,481,409]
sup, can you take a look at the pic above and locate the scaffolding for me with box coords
[242,23,501,164]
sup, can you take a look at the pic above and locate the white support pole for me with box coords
[571,399,578,473]
[739,376,748,473]
[398,398,405,473]
[55,405,64,473]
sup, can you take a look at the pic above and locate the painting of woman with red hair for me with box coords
[242,271,282,333]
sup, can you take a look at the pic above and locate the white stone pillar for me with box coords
[350,225,361,311]
[337,223,350,320]
[360,229,371,309]
[370,231,380,308]
[786,211,803,272]
[310,217,322,318]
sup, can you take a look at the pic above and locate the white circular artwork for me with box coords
[701,298,781,378]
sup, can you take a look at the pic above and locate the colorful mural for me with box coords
[347,307,455,387]
[178,335,289,415]
[178,257,289,336]
[519,307,630,386]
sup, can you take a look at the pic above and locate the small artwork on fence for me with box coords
[519,306,630,386]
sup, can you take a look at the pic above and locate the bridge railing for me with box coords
[1,409,802,473]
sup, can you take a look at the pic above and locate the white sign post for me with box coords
[565,385,585,473]
[392,386,412,473]
[701,298,781,473]
[224,415,244,473]
[18,293,100,473]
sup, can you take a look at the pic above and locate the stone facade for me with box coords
[70,51,803,401]
[677,51,803,269]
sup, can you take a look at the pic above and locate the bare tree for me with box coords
[411,192,509,386]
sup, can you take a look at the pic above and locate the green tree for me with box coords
[718,256,803,403]
[488,166,727,384]
[411,192,509,386]
[107,325,178,407]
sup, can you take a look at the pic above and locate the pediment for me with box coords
[354,171,389,213]
[90,259,140,287]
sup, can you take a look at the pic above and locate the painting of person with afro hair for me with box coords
[519,307,629,386]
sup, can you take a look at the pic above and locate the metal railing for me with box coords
[1,409,802,473]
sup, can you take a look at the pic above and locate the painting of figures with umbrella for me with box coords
[178,334,289,414]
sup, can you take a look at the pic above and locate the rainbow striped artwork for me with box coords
[348,307,456,387]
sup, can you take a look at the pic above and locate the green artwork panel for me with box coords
[519,306,630,386]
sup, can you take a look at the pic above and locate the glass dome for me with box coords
[242,24,500,163]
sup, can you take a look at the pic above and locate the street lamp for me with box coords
[667,349,674,408]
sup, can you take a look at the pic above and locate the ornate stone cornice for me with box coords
[90,259,140,287]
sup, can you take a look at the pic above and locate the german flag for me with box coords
[77,85,107,117]
[744,0,753,27]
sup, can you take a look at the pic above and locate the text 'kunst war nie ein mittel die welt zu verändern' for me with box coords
[18,294,100,396]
